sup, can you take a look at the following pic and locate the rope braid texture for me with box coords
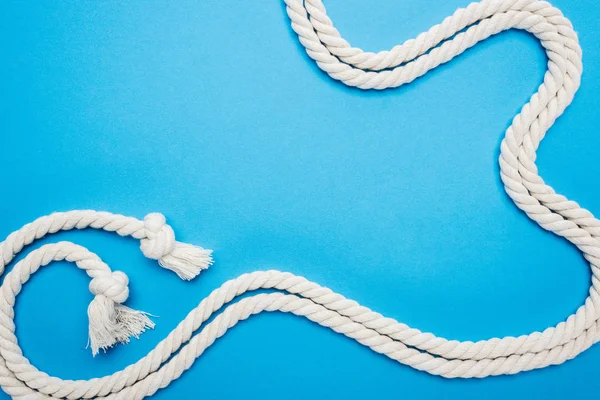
[0,0,594,398]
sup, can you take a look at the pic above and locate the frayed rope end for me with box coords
[88,295,155,356]
[158,242,213,281]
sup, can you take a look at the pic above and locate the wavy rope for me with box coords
[0,0,595,398]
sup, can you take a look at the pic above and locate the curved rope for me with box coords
[0,0,595,398]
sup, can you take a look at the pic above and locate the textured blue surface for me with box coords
[1,0,600,399]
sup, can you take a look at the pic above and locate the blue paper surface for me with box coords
[1,1,599,398]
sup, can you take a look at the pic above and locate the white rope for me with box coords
[0,0,594,398]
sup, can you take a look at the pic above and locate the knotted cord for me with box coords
[1,0,595,398]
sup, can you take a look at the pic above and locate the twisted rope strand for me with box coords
[1,0,597,398]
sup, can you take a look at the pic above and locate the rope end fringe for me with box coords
[141,213,213,281]
[88,295,155,356]
[158,242,213,281]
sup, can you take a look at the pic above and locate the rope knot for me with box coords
[89,271,129,304]
[87,270,154,356]
[140,213,175,260]
[139,212,213,280]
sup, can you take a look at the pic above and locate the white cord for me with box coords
[0,0,595,398]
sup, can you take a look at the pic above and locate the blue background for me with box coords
[1,0,599,398]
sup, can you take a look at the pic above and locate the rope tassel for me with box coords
[140,213,213,280]
[87,271,154,355]
[158,242,213,280]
